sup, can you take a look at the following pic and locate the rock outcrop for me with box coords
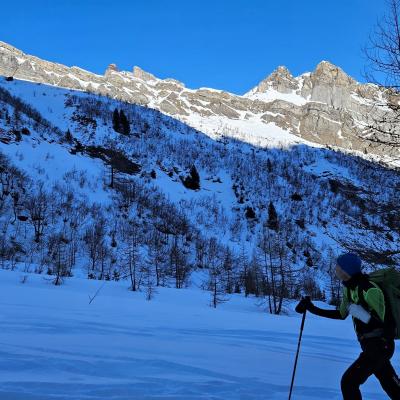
[132,66,157,82]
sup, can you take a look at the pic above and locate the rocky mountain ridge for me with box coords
[0,41,398,163]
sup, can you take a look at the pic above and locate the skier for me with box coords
[296,253,400,399]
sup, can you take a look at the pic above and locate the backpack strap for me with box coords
[346,286,366,307]
[357,285,370,312]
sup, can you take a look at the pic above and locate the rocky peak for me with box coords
[294,61,358,109]
[105,63,119,75]
[253,65,299,94]
[132,66,157,82]
[270,65,293,81]
[312,60,355,86]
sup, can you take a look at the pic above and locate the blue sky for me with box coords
[1,0,387,94]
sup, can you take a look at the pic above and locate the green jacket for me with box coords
[339,273,386,339]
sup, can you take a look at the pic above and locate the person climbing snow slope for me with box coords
[296,253,400,399]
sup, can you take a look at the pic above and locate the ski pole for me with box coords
[288,299,308,400]
[88,272,133,304]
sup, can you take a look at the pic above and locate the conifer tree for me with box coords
[267,158,273,173]
[65,129,73,143]
[119,110,131,135]
[267,201,278,231]
[112,108,121,133]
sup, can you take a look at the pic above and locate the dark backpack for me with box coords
[366,268,400,340]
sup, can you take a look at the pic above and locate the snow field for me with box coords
[0,270,397,400]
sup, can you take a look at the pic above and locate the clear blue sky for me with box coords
[0,0,388,94]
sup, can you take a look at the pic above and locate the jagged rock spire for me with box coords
[104,63,119,78]
[132,66,157,82]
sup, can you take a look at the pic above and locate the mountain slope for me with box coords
[0,76,399,300]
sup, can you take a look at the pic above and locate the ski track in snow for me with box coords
[0,271,396,400]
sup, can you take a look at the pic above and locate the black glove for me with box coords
[295,296,312,314]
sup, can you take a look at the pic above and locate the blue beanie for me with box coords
[337,253,362,276]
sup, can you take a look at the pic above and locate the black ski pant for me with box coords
[341,337,400,399]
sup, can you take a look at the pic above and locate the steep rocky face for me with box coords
[0,40,398,163]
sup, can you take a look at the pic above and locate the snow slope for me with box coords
[1,139,111,205]
[0,270,397,400]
